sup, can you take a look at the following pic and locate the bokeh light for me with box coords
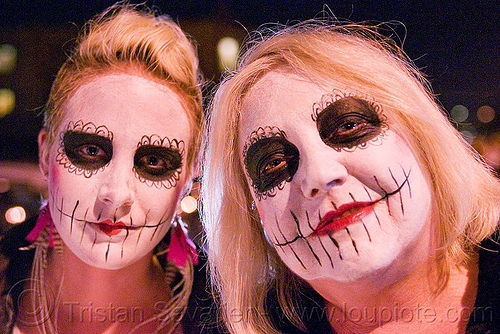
[5,206,26,224]
[459,125,477,144]
[217,37,240,71]
[180,195,198,214]
[0,44,17,74]
[450,105,469,122]
[476,105,495,124]
[0,89,15,117]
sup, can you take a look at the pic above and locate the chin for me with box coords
[298,250,400,284]
[69,244,148,270]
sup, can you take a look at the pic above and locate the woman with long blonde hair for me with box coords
[202,22,500,333]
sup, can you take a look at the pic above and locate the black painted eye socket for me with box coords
[134,145,182,181]
[244,136,299,194]
[316,97,383,149]
[63,131,113,170]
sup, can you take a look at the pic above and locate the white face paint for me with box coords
[240,72,433,282]
[40,73,191,269]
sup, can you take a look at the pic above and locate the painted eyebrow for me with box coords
[242,126,288,157]
[63,131,113,158]
[63,131,113,148]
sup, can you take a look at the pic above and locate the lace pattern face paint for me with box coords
[243,126,299,200]
[311,90,388,152]
[43,73,191,269]
[239,72,432,282]
[56,120,114,177]
[133,134,184,189]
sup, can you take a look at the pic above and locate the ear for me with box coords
[38,129,50,179]
[175,178,193,216]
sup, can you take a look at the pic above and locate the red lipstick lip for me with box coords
[312,201,377,236]
[95,219,127,237]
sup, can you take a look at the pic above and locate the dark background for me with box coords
[0,0,499,236]
[1,0,499,163]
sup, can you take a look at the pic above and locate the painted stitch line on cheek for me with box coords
[59,197,64,228]
[135,210,149,249]
[345,227,359,255]
[275,215,307,270]
[363,186,381,227]
[349,193,372,242]
[373,166,412,218]
[150,209,169,241]
[80,208,89,245]
[122,228,130,259]
[306,210,334,268]
[70,200,79,235]
[389,168,404,215]
[318,209,343,260]
[312,215,335,268]
[105,241,110,262]
[328,234,343,260]
[91,230,97,250]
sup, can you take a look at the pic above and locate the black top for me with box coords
[0,216,227,334]
[267,230,500,334]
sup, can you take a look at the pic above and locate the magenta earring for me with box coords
[25,202,56,247]
[166,219,198,267]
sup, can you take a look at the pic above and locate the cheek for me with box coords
[49,162,61,189]
[255,193,294,238]
[254,197,274,231]
[136,181,185,214]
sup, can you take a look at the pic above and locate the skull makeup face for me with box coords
[240,72,433,282]
[39,73,191,269]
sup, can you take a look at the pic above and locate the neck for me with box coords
[39,243,172,333]
[308,258,478,334]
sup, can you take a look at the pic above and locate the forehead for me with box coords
[59,73,190,141]
[240,72,331,140]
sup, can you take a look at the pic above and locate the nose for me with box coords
[96,163,135,217]
[298,148,348,199]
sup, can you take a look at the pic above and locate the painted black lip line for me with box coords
[273,167,411,247]
[54,200,170,229]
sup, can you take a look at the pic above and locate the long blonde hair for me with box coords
[202,22,500,333]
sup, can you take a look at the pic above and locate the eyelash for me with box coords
[133,135,185,189]
[311,90,383,120]
[58,122,114,178]
[242,126,288,158]
[311,92,387,151]
[243,129,299,200]
[57,123,185,188]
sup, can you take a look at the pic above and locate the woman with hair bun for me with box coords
[1,4,221,333]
